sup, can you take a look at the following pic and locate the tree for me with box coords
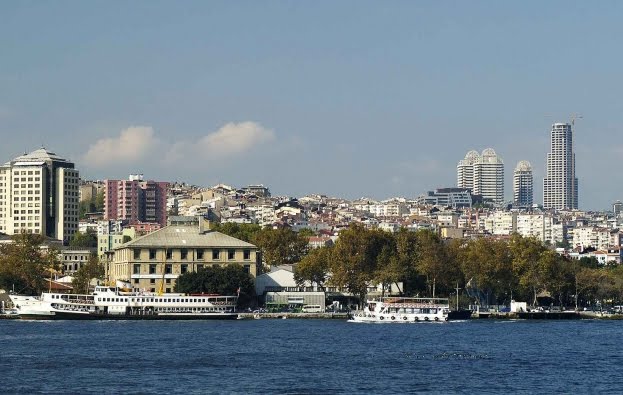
[414,229,448,297]
[294,246,331,289]
[252,227,308,268]
[69,231,98,248]
[174,265,255,307]
[211,222,262,243]
[94,190,105,212]
[72,255,104,294]
[0,233,61,295]
[509,234,547,306]
[328,224,389,306]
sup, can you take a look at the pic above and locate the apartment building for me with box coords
[0,148,79,242]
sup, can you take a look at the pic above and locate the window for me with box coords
[181,264,188,274]
[197,264,204,271]
[133,264,141,274]
[166,250,172,260]
[244,265,250,274]
[243,250,251,260]
[133,249,141,260]
[165,264,172,274]
[149,249,156,260]
[212,250,220,260]
[133,279,139,284]
[181,249,188,260]
[228,250,235,260]
[166,288,171,293]
[149,264,157,274]
[166,279,171,284]
[150,279,156,284]
[196,249,204,260]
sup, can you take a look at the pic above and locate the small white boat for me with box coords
[349,297,450,323]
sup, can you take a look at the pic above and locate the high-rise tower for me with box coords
[543,123,578,210]
[0,148,79,242]
[513,161,533,207]
[457,149,504,206]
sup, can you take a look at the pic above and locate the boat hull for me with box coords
[18,311,238,320]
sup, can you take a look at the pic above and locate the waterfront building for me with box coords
[107,219,259,293]
[513,161,533,207]
[0,148,79,242]
[104,174,168,227]
[457,149,504,206]
[543,123,578,210]
[59,247,97,274]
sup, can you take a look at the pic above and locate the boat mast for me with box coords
[455,282,461,311]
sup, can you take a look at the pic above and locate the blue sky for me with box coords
[1,1,622,210]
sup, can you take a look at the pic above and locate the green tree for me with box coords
[71,255,104,294]
[174,265,255,307]
[294,246,331,289]
[0,233,61,295]
[211,222,262,243]
[69,231,98,248]
[509,234,548,306]
[252,227,308,268]
[414,229,449,297]
[95,190,105,212]
[328,224,389,306]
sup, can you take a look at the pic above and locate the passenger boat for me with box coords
[9,286,238,320]
[348,297,450,323]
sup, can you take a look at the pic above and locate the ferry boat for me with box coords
[349,297,450,323]
[9,286,238,320]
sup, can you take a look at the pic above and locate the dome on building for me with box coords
[515,160,532,172]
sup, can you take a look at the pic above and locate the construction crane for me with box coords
[570,114,583,126]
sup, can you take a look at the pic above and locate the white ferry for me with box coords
[349,297,450,323]
[9,286,238,320]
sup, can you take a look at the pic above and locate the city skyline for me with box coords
[2,2,622,210]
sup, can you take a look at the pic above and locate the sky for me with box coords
[1,1,622,210]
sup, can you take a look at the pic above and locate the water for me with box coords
[1,319,622,394]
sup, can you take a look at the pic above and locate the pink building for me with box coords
[104,175,168,227]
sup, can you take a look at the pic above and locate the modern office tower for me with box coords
[543,123,578,210]
[457,150,480,190]
[614,201,623,217]
[513,161,533,207]
[104,174,168,227]
[0,148,79,242]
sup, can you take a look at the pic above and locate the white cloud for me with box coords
[198,122,275,157]
[84,126,160,167]
[84,122,275,169]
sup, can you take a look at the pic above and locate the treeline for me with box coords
[0,233,104,295]
[292,223,623,309]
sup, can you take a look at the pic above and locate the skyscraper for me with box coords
[457,149,504,206]
[104,174,168,227]
[513,161,533,207]
[543,123,578,210]
[0,148,79,242]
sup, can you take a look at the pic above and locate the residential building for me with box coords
[513,161,533,207]
[107,219,260,292]
[104,174,168,227]
[60,247,96,274]
[0,148,79,242]
[457,149,504,205]
[543,123,578,210]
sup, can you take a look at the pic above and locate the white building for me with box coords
[0,148,79,242]
[457,149,504,205]
[543,123,578,210]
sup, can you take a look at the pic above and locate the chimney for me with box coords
[198,216,210,234]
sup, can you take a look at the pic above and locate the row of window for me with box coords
[133,263,251,275]
[133,248,252,261]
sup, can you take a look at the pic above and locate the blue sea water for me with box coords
[1,319,622,394]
